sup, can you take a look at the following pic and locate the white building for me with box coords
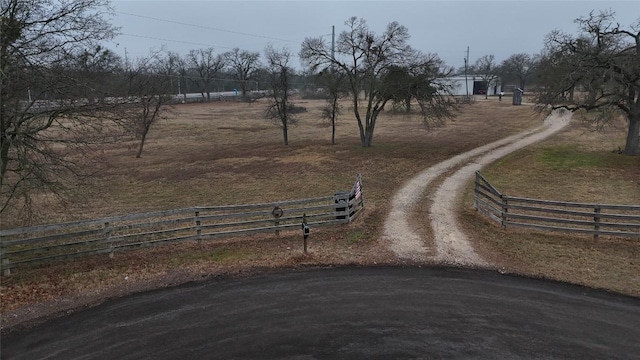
[448,75,502,97]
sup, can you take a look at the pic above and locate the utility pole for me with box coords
[464,46,469,100]
[331,25,335,60]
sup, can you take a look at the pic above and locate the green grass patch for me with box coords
[537,145,637,170]
[348,230,365,245]
[538,145,602,169]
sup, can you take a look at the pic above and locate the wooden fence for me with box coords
[0,176,365,275]
[453,95,476,104]
[474,171,640,238]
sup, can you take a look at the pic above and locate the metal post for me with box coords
[331,25,335,60]
[464,46,470,101]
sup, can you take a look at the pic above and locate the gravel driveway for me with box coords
[382,109,572,265]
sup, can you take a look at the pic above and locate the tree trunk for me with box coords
[405,95,411,113]
[282,121,289,146]
[331,116,336,145]
[136,129,148,158]
[365,132,373,147]
[353,96,366,146]
[331,97,338,145]
[358,126,366,146]
[364,115,377,147]
[359,126,372,147]
[241,81,247,97]
[0,135,10,186]
[624,114,639,155]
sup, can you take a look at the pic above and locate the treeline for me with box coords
[15,45,320,104]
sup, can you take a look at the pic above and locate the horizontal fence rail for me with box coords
[474,171,640,239]
[0,176,365,275]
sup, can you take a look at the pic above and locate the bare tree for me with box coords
[264,45,296,145]
[186,48,225,101]
[224,48,260,97]
[316,67,347,144]
[500,53,537,90]
[124,50,174,158]
[379,52,457,123]
[0,0,118,220]
[168,51,189,103]
[536,41,583,103]
[473,54,500,99]
[406,53,458,129]
[162,51,183,97]
[301,17,411,147]
[536,10,640,155]
[301,17,456,147]
[71,45,124,104]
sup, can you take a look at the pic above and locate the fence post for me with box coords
[272,206,283,236]
[594,205,601,239]
[195,211,202,244]
[474,172,479,210]
[359,174,365,209]
[1,240,9,276]
[105,222,113,258]
[501,196,508,228]
[334,193,348,222]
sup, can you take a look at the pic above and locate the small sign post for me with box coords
[302,213,310,254]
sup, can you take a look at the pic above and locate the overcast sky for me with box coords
[108,1,639,69]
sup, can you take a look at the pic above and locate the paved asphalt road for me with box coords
[2,267,640,359]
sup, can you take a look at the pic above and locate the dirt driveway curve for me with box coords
[382,109,572,266]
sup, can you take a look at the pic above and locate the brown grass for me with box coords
[2,97,638,326]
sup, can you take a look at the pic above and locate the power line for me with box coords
[120,33,235,50]
[116,11,299,44]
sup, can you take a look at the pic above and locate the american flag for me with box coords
[352,177,362,201]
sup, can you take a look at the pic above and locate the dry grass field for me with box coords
[1,97,638,325]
